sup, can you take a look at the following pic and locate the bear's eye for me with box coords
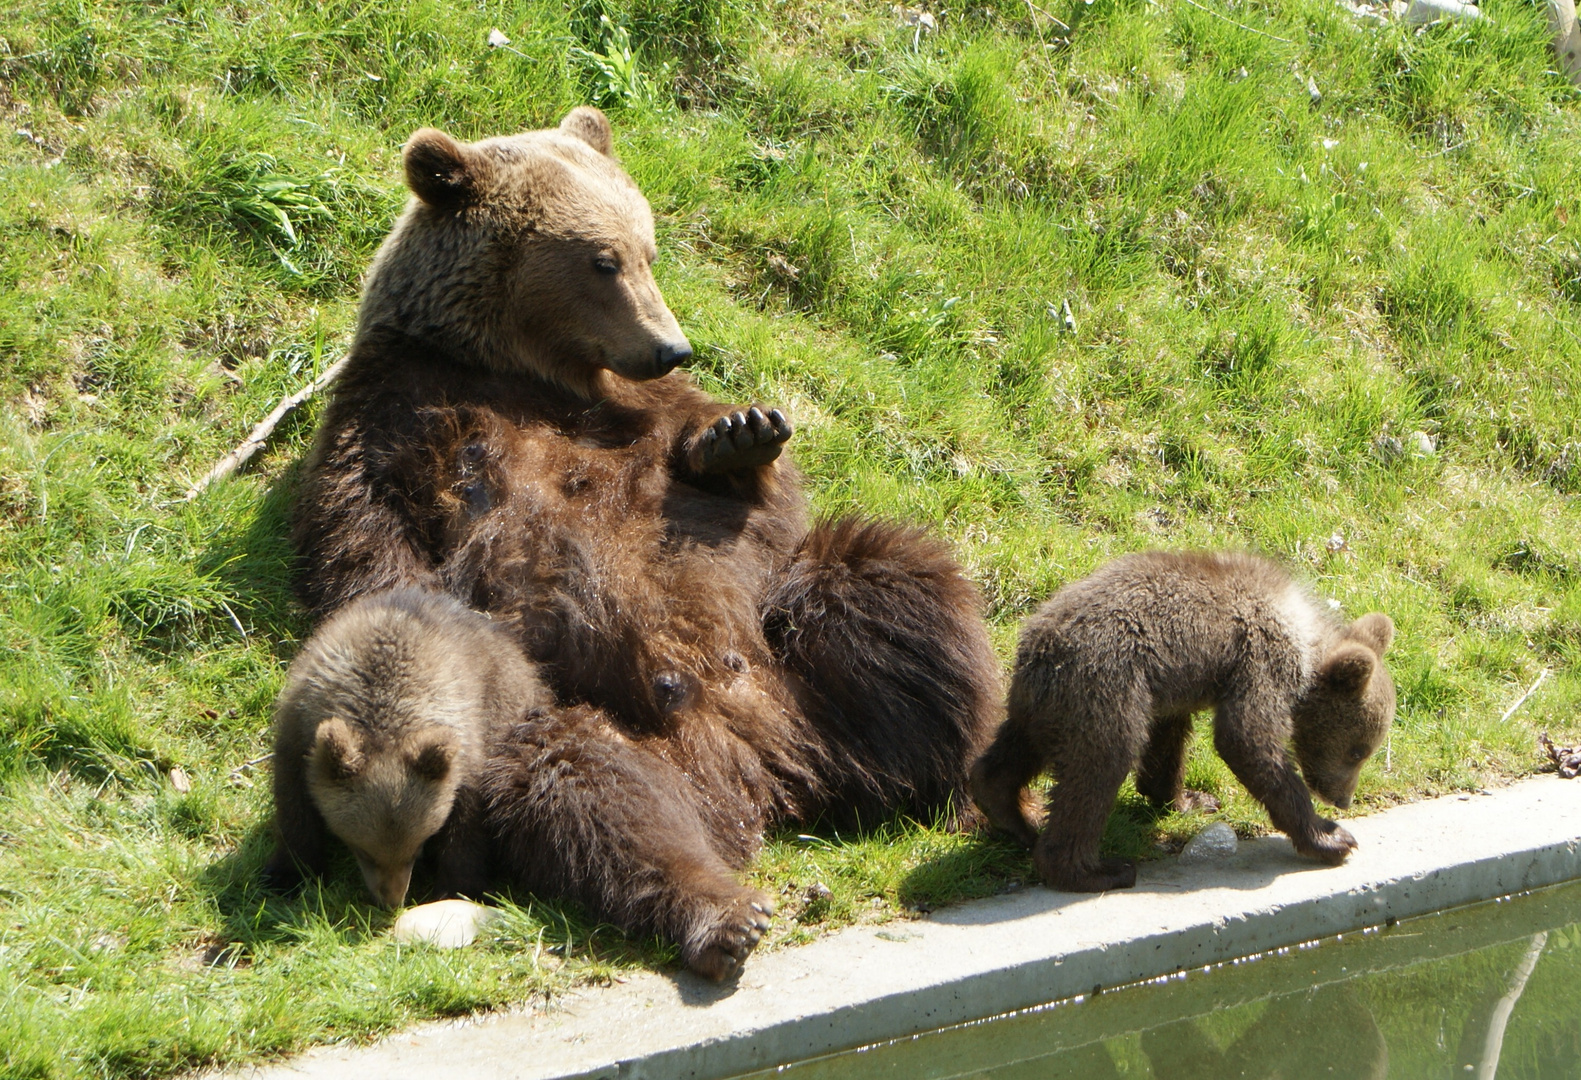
[1349,745,1370,763]
[593,256,620,276]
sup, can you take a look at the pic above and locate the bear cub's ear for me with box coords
[1347,612,1394,656]
[406,733,456,782]
[1319,642,1378,694]
[313,718,366,780]
[560,106,613,156]
[404,128,476,207]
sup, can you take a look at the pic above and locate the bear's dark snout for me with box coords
[655,340,692,374]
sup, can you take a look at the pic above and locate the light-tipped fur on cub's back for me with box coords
[264,587,549,906]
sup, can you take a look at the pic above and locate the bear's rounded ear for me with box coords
[1320,643,1377,694]
[559,106,613,156]
[403,128,476,207]
[407,735,455,782]
[313,718,365,780]
[1348,613,1394,656]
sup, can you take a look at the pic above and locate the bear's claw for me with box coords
[683,890,775,981]
[692,407,792,474]
[1297,819,1357,865]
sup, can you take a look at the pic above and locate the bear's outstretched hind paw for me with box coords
[690,407,793,474]
[682,889,776,981]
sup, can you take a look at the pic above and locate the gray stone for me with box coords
[1179,821,1239,864]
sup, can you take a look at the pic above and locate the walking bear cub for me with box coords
[286,108,1001,978]
[970,550,1396,893]
[265,588,549,907]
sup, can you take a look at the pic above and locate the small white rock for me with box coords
[1413,430,1437,455]
[1179,822,1239,864]
[391,900,501,949]
[1404,0,1480,23]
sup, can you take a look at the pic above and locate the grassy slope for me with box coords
[1,0,1580,1074]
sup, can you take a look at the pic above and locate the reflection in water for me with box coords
[738,882,1581,1080]
[1142,985,1388,1080]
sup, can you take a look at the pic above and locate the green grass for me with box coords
[2,0,1580,1073]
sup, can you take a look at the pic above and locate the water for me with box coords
[740,880,1581,1079]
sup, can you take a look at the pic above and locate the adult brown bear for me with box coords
[287,107,1001,980]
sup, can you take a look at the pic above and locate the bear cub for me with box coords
[264,587,549,906]
[970,550,1396,892]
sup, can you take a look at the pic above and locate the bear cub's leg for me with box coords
[261,765,330,893]
[972,700,1139,892]
[1213,701,1357,864]
[1135,711,1220,813]
[686,405,793,474]
[426,787,491,900]
[1033,756,1138,893]
[968,721,1045,847]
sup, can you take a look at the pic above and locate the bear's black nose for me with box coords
[655,341,693,374]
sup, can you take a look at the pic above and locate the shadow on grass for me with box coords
[192,462,312,656]
[897,830,1035,912]
[193,819,395,956]
[193,814,679,983]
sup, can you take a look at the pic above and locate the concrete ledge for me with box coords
[237,775,1581,1080]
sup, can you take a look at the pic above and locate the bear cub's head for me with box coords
[307,717,460,908]
[279,589,511,908]
[360,106,691,397]
[1290,612,1396,810]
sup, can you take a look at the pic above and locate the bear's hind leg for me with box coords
[1032,689,1146,893]
[765,518,1000,828]
[482,706,774,981]
[1136,712,1219,813]
[968,719,1045,847]
[1033,761,1137,893]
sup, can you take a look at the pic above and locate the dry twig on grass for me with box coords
[1499,668,1550,725]
[184,356,349,500]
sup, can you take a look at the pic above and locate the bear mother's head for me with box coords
[359,106,692,397]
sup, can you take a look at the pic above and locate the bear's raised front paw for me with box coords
[1036,852,1138,893]
[1297,819,1357,865]
[683,890,775,981]
[690,407,793,474]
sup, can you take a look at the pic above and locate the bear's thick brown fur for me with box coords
[288,108,1001,978]
[970,550,1395,893]
[265,587,550,906]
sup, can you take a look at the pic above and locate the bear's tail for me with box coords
[763,517,1002,830]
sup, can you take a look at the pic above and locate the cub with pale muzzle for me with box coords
[263,587,549,907]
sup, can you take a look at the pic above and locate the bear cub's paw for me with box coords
[682,888,776,981]
[1295,819,1358,865]
[1036,852,1138,894]
[689,407,793,474]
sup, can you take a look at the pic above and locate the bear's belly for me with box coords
[438,426,784,733]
